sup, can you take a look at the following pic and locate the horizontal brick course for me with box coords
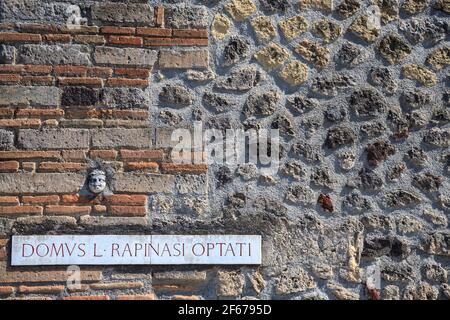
[0,205,43,216]
[38,162,86,172]
[22,195,60,205]
[126,162,159,172]
[0,196,20,205]
[0,161,20,172]
[105,195,147,206]
[0,32,41,42]
[18,285,65,294]
[90,282,144,290]
[0,151,61,160]
[160,163,208,174]
[44,205,92,216]
[109,205,147,217]
[120,149,165,160]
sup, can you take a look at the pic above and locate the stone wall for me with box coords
[0,0,449,300]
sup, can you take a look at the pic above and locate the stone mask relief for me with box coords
[81,159,114,198]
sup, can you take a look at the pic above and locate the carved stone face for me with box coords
[88,169,107,194]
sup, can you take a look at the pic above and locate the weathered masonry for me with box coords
[0,0,449,300]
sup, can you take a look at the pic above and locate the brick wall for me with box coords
[0,0,449,300]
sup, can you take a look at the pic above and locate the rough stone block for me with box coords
[0,173,84,194]
[94,47,157,67]
[19,44,91,66]
[91,128,152,148]
[112,173,175,194]
[165,5,208,29]
[91,2,154,26]
[18,129,90,150]
[0,86,60,107]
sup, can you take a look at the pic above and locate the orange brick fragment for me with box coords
[0,206,43,216]
[159,163,208,174]
[45,205,91,215]
[0,32,41,42]
[0,161,19,172]
[22,195,60,205]
[126,162,158,172]
[105,195,147,206]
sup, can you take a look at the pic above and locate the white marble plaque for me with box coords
[11,235,261,266]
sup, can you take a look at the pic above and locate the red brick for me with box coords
[144,37,208,47]
[0,119,41,128]
[116,294,156,300]
[89,149,118,160]
[61,194,98,205]
[21,75,54,85]
[108,36,143,46]
[54,65,87,76]
[106,78,148,87]
[63,295,110,300]
[45,205,91,216]
[90,282,144,290]
[0,206,43,216]
[0,286,14,296]
[120,149,164,160]
[126,162,158,172]
[18,285,65,294]
[58,77,103,87]
[38,162,86,172]
[43,34,71,43]
[109,109,149,120]
[22,195,60,205]
[16,108,64,118]
[0,151,61,160]
[0,65,24,73]
[0,108,15,118]
[0,196,19,205]
[73,34,106,45]
[172,29,208,38]
[114,68,150,79]
[0,22,16,30]
[59,26,99,34]
[0,262,102,283]
[88,67,113,78]
[0,32,41,42]
[160,163,208,174]
[101,26,135,35]
[19,23,59,33]
[0,161,19,172]
[23,65,53,74]
[109,206,147,217]
[0,74,21,84]
[105,195,147,206]
[92,205,107,214]
[136,27,171,37]
[155,5,165,27]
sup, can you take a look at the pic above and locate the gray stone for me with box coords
[412,173,443,193]
[94,47,157,67]
[165,5,208,29]
[276,267,316,295]
[401,89,432,110]
[287,96,319,115]
[260,0,290,12]
[61,87,102,107]
[325,126,356,149]
[91,2,154,26]
[311,74,356,97]
[19,44,91,66]
[355,168,383,191]
[343,193,373,213]
[422,231,450,256]
[271,114,295,136]
[285,185,314,205]
[366,140,396,167]
[202,92,235,113]
[399,18,448,45]
[336,42,366,68]
[311,168,335,189]
[18,129,89,150]
[243,89,280,117]
[0,86,59,107]
[159,84,194,107]
[384,190,421,208]
[349,88,388,118]
[360,121,386,139]
[79,216,148,228]
[336,0,361,18]
[422,262,448,283]
[253,196,287,216]
[0,130,14,151]
[386,163,407,181]
[324,105,347,123]
[91,128,152,148]
[0,0,63,23]
[381,262,414,282]
[406,147,429,166]
[102,88,148,109]
[223,37,250,66]
[370,67,398,94]
[214,65,265,91]
[291,141,322,163]
[0,45,15,64]
[0,173,84,194]
[423,128,450,148]
[159,110,182,126]
[112,173,175,194]
[363,236,410,259]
